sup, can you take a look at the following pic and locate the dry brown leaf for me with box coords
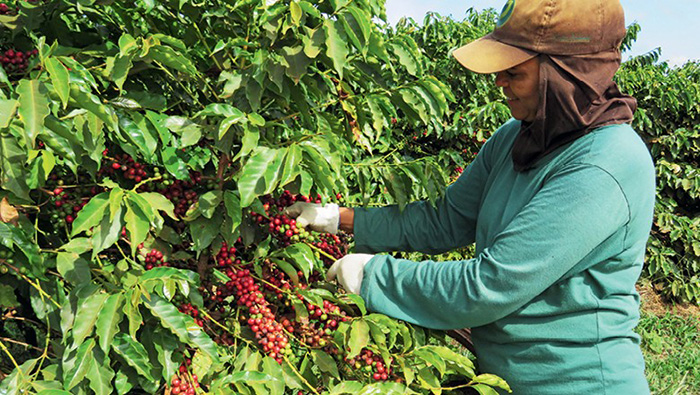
[0,197,19,226]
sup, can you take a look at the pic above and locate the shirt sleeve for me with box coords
[353,127,499,255]
[359,164,630,330]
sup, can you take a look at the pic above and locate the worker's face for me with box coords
[495,57,540,122]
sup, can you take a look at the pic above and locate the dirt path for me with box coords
[638,280,700,324]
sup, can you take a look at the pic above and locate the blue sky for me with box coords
[384,0,700,67]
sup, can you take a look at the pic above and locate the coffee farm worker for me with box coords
[286,0,655,393]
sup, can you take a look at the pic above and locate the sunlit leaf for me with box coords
[44,58,70,108]
[17,79,50,148]
[324,19,349,79]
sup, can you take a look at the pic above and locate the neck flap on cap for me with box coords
[511,49,637,172]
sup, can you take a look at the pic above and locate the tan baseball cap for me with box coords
[453,0,627,73]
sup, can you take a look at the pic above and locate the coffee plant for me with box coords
[617,57,700,304]
[0,0,511,394]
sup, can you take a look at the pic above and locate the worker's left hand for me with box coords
[326,254,374,294]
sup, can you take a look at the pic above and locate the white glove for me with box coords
[326,254,374,294]
[284,202,340,234]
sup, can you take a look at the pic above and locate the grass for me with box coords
[638,281,700,394]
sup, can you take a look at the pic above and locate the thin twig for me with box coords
[0,337,52,355]
[283,354,320,395]
[1,262,61,309]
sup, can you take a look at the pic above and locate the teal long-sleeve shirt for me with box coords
[354,120,655,394]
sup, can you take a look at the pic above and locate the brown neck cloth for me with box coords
[511,49,637,172]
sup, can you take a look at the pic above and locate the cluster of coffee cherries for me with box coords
[178,302,204,328]
[212,242,292,364]
[253,191,349,258]
[252,211,349,265]
[0,248,13,274]
[409,129,429,141]
[0,3,12,14]
[45,175,103,228]
[99,152,149,184]
[202,240,246,314]
[290,299,348,351]
[260,190,325,213]
[0,48,38,74]
[168,375,197,395]
[260,260,294,301]
[157,172,203,218]
[144,249,169,270]
[50,187,88,226]
[309,233,347,266]
[260,214,301,248]
[168,364,199,395]
[214,242,240,268]
[346,349,394,381]
[228,267,291,362]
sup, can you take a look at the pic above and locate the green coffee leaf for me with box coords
[471,383,500,395]
[472,373,511,391]
[111,52,135,91]
[360,382,411,394]
[189,215,223,251]
[86,349,114,395]
[149,45,197,75]
[108,188,124,222]
[324,19,349,79]
[279,144,302,187]
[0,134,30,201]
[91,204,124,258]
[118,112,158,161]
[347,319,370,359]
[262,356,285,395]
[140,192,177,220]
[282,46,312,84]
[112,334,155,381]
[17,79,50,148]
[329,381,363,395]
[311,349,340,378]
[0,222,42,268]
[290,1,302,25]
[416,367,441,391]
[411,347,446,376]
[0,284,19,308]
[71,292,109,348]
[69,84,119,132]
[199,190,223,219]
[223,191,242,242]
[70,192,109,236]
[237,146,282,207]
[95,293,125,353]
[44,58,70,108]
[150,328,179,383]
[142,294,220,364]
[113,368,135,395]
[125,200,150,255]
[0,99,18,128]
[390,37,421,77]
[63,338,96,390]
[302,26,325,58]
[161,147,189,180]
[56,252,91,284]
[275,243,316,280]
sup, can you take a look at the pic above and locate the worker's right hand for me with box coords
[326,253,374,295]
[283,202,339,234]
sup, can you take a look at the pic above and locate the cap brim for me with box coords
[452,34,537,74]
